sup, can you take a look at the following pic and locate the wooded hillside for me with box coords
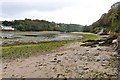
[2,19,83,32]
[91,2,120,34]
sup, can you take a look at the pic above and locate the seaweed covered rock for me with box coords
[81,35,118,47]
[116,36,120,53]
[99,35,118,46]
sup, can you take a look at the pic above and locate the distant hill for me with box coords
[57,23,83,32]
[91,1,120,34]
[2,19,83,32]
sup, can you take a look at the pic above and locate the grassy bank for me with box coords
[2,32,101,59]
[2,41,71,59]
[71,32,101,42]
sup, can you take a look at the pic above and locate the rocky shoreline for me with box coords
[2,42,118,78]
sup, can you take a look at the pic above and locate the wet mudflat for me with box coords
[1,32,83,46]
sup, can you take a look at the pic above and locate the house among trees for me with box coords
[0,25,14,31]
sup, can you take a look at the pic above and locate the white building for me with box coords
[0,25,14,31]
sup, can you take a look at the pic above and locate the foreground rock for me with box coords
[2,42,118,78]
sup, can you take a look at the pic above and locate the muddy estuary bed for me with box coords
[1,32,83,46]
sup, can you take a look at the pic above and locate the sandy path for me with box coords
[2,42,118,78]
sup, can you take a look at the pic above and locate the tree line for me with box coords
[2,18,83,32]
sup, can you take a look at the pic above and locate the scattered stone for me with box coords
[12,74,14,76]
[96,55,110,61]
[94,53,99,56]
[50,58,61,63]
[96,57,101,62]
[54,58,57,60]
[65,69,71,73]
[57,74,65,78]
[83,67,89,70]
[54,55,57,57]
[34,69,37,72]
[11,74,15,78]
[72,49,75,51]
[57,53,64,56]
[20,75,24,78]
[85,52,89,54]
[52,67,55,70]
[97,48,102,51]
[16,59,20,62]
[86,50,89,51]
[104,66,109,69]
[74,53,77,55]
[57,60,61,63]
[38,64,43,66]
[4,66,7,69]
[101,64,106,66]
[85,62,88,65]
[50,60,56,62]
[51,58,58,62]
[112,52,118,56]
[74,60,77,62]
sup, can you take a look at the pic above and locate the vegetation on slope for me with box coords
[90,1,120,34]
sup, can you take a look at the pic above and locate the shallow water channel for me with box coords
[1,32,83,46]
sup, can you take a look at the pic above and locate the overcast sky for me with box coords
[0,0,120,25]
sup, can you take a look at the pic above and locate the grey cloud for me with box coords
[2,1,78,17]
